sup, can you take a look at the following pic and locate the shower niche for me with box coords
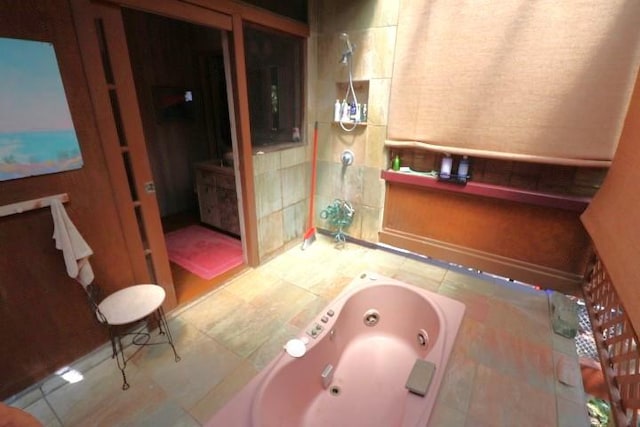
[333,80,369,126]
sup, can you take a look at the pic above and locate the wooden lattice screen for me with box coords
[583,255,640,426]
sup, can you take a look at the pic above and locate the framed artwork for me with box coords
[0,37,83,181]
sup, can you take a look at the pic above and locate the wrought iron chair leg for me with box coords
[107,325,118,359]
[112,331,130,390]
[157,307,181,362]
[120,368,130,391]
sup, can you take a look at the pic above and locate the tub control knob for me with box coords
[327,310,335,317]
[307,323,324,338]
[321,316,329,323]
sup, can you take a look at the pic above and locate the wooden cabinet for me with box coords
[380,170,592,293]
[195,161,240,235]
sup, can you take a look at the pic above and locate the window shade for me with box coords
[581,71,640,330]
[388,0,640,164]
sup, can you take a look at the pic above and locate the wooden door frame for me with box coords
[108,0,258,269]
[72,0,309,296]
[109,0,308,269]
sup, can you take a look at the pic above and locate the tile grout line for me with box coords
[40,386,64,427]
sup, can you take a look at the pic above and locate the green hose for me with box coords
[320,199,355,245]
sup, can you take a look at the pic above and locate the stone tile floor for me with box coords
[6,235,589,426]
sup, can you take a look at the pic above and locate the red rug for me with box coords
[165,225,243,280]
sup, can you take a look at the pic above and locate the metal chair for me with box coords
[86,283,180,390]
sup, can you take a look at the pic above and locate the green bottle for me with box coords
[392,154,401,171]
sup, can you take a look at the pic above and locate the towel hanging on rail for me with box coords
[51,199,94,287]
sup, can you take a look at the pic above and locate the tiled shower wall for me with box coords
[254,1,404,257]
[253,8,318,261]
[311,0,399,243]
[253,147,311,260]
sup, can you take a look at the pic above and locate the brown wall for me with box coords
[0,0,309,399]
[381,180,592,292]
[0,0,138,399]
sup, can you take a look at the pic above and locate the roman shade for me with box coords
[388,0,640,165]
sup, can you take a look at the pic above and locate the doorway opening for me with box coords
[122,9,244,304]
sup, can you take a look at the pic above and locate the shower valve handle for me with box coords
[341,150,354,166]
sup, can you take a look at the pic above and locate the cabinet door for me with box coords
[198,184,219,227]
[217,186,240,235]
[197,168,217,186]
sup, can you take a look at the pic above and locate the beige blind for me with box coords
[581,71,640,330]
[388,0,640,164]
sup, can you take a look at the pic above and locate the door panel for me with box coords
[71,0,176,305]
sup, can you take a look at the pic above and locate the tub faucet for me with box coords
[321,364,334,389]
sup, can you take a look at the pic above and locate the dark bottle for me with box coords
[457,156,469,179]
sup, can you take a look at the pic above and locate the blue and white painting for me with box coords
[0,37,83,181]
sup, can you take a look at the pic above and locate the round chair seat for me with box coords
[97,284,166,325]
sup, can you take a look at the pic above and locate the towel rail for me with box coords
[0,193,69,218]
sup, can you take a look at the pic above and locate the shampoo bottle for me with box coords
[440,154,453,179]
[334,100,341,122]
[341,99,350,122]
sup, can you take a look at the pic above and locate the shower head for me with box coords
[338,33,355,64]
[340,32,354,55]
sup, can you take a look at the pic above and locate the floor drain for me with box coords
[329,386,341,396]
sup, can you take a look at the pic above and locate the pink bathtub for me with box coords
[208,272,465,427]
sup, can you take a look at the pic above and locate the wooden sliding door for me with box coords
[72,0,172,298]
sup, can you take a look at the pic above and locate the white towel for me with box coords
[51,199,94,287]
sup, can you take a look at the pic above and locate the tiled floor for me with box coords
[7,235,589,426]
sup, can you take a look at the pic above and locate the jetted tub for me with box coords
[207,272,465,427]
